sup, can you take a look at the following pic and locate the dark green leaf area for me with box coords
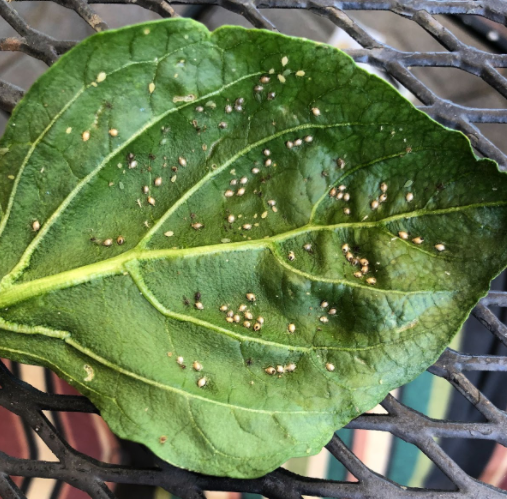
[0,18,507,478]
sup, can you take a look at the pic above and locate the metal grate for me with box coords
[0,1,507,498]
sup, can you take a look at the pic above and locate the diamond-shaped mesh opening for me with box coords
[0,2,506,499]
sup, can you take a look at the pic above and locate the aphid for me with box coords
[286,363,296,372]
[32,220,41,232]
[238,304,247,312]
[286,141,294,149]
[379,193,387,203]
[243,321,251,328]
[82,131,90,142]
[254,85,264,92]
[237,187,246,196]
[398,231,409,240]
[380,182,388,192]
[268,200,276,207]
[304,136,313,143]
[303,243,312,251]
[178,157,187,167]
[311,107,321,116]
[218,122,227,129]
[219,305,228,312]
[346,251,354,262]
[252,167,260,174]
[260,76,270,84]
[265,367,276,375]
[329,188,337,197]
[366,277,377,285]
[109,129,118,137]
[267,92,276,100]
[288,251,296,261]
[233,314,241,323]
[117,236,125,245]
[288,323,296,333]
[412,237,424,244]
[342,244,350,253]
[328,308,337,315]
[103,238,113,247]
[265,159,272,167]
[406,192,414,202]
[343,193,350,202]
[371,200,379,210]
[294,138,302,146]
[197,377,207,388]
[326,363,335,372]
[246,293,256,302]
[177,356,184,365]
[242,223,252,230]
[435,244,446,252]
[257,317,264,325]
[337,158,345,169]
[354,271,363,278]
[195,106,204,112]
[320,316,329,324]
[253,322,262,331]
[336,192,344,200]
[227,214,236,223]
[321,301,329,308]
[361,266,369,274]
[154,177,162,187]
[276,365,285,374]
[195,302,204,310]
[245,311,254,320]
[193,361,203,371]
[192,223,204,230]
[225,104,233,113]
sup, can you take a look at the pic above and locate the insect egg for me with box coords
[147,196,156,206]
[226,316,234,323]
[244,311,253,320]
[236,98,245,106]
[311,107,321,116]
[412,237,424,244]
[406,192,414,202]
[142,185,149,195]
[129,160,138,169]
[288,324,296,333]
[256,316,264,324]
[326,363,335,372]
[343,193,350,202]
[227,310,234,318]
[82,131,90,141]
[336,192,344,200]
[193,361,203,371]
[398,231,409,240]
[338,185,347,191]
[109,129,118,137]
[435,244,446,252]
[195,106,204,112]
[329,188,337,197]
[154,177,162,187]
[177,356,184,365]
[32,220,41,232]
[197,377,207,388]
[246,293,256,302]
[268,200,276,207]
[253,322,262,331]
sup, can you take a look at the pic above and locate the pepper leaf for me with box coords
[0,19,506,478]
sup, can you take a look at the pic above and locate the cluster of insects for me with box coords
[317,299,338,325]
[329,183,352,216]
[172,353,207,388]
[341,243,376,285]
[218,293,264,330]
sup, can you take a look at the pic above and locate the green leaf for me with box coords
[0,18,506,478]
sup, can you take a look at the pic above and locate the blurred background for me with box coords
[0,4,506,499]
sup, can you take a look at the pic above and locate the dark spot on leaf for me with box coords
[183,296,190,307]
[195,292,201,301]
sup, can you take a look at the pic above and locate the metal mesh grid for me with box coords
[0,1,506,498]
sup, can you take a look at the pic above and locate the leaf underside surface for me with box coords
[0,19,506,478]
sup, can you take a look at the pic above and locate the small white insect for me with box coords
[328,308,337,315]
[244,311,254,320]
[142,185,149,195]
[230,179,237,187]
[398,231,409,240]
[254,85,264,92]
[256,317,264,325]
[197,377,207,388]
[154,177,162,187]
[326,363,335,372]
[304,136,313,143]
[224,189,234,197]
[294,138,302,146]
[286,363,296,372]
[303,243,312,251]
[281,56,289,66]
[276,365,285,373]
[265,367,276,375]
[242,224,252,230]
[354,271,363,278]
[226,316,234,323]
[147,197,156,206]
[240,177,248,185]
[149,82,155,93]
[227,215,236,223]
[193,361,203,371]
[109,129,118,137]
[236,98,245,106]
[343,193,350,202]
[237,187,246,196]
[321,301,329,308]
[246,293,256,302]
[286,141,294,149]
[103,238,113,247]
[288,251,296,261]
[218,122,227,129]
[366,277,377,285]
[359,258,369,266]
[337,158,345,169]
[268,200,276,207]
[361,266,369,274]
[380,182,388,192]
[379,193,387,203]
[265,159,272,167]
[253,322,262,331]
[406,192,414,202]
[164,231,174,237]
[371,200,379,210]
[225,104,233,113]
[129,160,138,169]
[32,220,41,232]
[260,76,270,84]
[320,316,329,324]
[435,244,446,252]
[338,185,347,191]
[195,106,204,112]
[243,321,251,329]
[227,310,234,318]
[97,72,107,82]
[233,314,241,323]
[288,323,296,333]
[311,107,321,116]
[343,208,351,215]
[178,157,187,167]
[267,92,276,100]
[177,356,184,365]
[82,131,90,142]
[117,236,125,245]
[336,192,344,200]
[239,304,247,312]
[192,223,204,230]
[412,237,424,244]
[263,149,271,156]
[342,244,350,253]
[195,302,204,310]
[296,70,305,77]
[252,167,260,174]
[329,188,337,197]
[219,305,228,312]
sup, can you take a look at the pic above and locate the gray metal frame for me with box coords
[0,1,506,498]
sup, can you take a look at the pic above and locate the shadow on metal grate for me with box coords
[0,1,507,498]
